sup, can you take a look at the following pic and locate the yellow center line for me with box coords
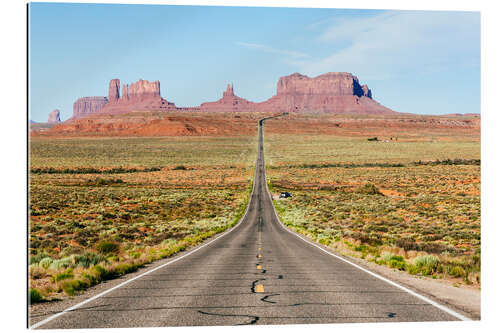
[255,284,264,293]
[257,254,262,258]
[256,265,262,269]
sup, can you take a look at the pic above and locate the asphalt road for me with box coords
[31,117,464,329]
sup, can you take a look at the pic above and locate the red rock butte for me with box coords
[200,83,256,112]
[100,78,176,114]
[257,72,392,114]
[72,96,108,119]
[70,72,397,119]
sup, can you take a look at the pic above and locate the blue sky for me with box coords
[29,3,480,121]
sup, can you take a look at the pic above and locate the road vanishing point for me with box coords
[31,117,469,329]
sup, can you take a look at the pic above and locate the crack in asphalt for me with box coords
[260,294,280,304]
[30,302,423,318]
[198,310,260,325]
[197,310,399,324]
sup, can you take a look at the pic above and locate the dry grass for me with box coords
[29,135,257,301]
[267,132,480,287]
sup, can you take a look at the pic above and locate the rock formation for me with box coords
[128,79,161,100]
[47,109,61,123]
[200,73,394,114]
[361,84,372,98]
[96,79,175,114]
[122,84,129,101]
[256,72,395,114]
[108,79,120,102]
[223,83,234,97]
[200,83,256,112]
[276,72,365,96]
[72,96,108,118]
[69,72,395,118]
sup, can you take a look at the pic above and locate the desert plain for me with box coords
[29,109,480,304]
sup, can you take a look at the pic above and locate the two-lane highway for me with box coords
[30,117,467,328]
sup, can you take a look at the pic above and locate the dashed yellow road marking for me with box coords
[256,265,262,269]
[258,247,261,251]
[255,284,264,293]
[257,254,262,258]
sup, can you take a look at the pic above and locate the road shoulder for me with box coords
[279,223,481,320]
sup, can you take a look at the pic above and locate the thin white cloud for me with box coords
[301,11,480,80]
[236,41,308,59]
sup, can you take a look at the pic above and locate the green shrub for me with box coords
[113,263,138,276]
[92,177,124,186]
[381,253,403,262]
[107,255,120,262]
[414,255,439,269]
[31,166,161,174]
[354,245,367,252]
[128,251,142,259]
[29,252,50,264]
[356,183,382,195]
[54,269,74,282]
[448,265,466,278]
[49,257,75,270]
[389,259,406,270]
[406,264,419,275]
[173,165,187,170]
[412,255,440,275]
[61,279,88,296]
[390,255,405,262]
[30,288,44,303]
[39,257,53,269]
[91,265,109,282]
[74,252,107,268]
[96,241,120,255]
[318,237,331,245]
[379,253,406,270]
[80,272,98,285]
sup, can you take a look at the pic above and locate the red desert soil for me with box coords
[31,111,480,138]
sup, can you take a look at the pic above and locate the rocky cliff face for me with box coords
[47,109,61,123]
[73,97,108,118]
[361,84,372,98]
[128,79,160,100]
[256,72,394,114]
[108,79,120,102]
[96,79,175,114]
[122,84,129,101]
[276,72,366,97]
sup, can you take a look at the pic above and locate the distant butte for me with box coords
[47,109,61,124]
[200,84,256,112]
[98,78,176,114]
[69,72,397,119]
[257,72,394,114]
[72,96,108,119]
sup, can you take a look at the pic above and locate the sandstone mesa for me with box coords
[69,72,396,119]
[72,96,108,119]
